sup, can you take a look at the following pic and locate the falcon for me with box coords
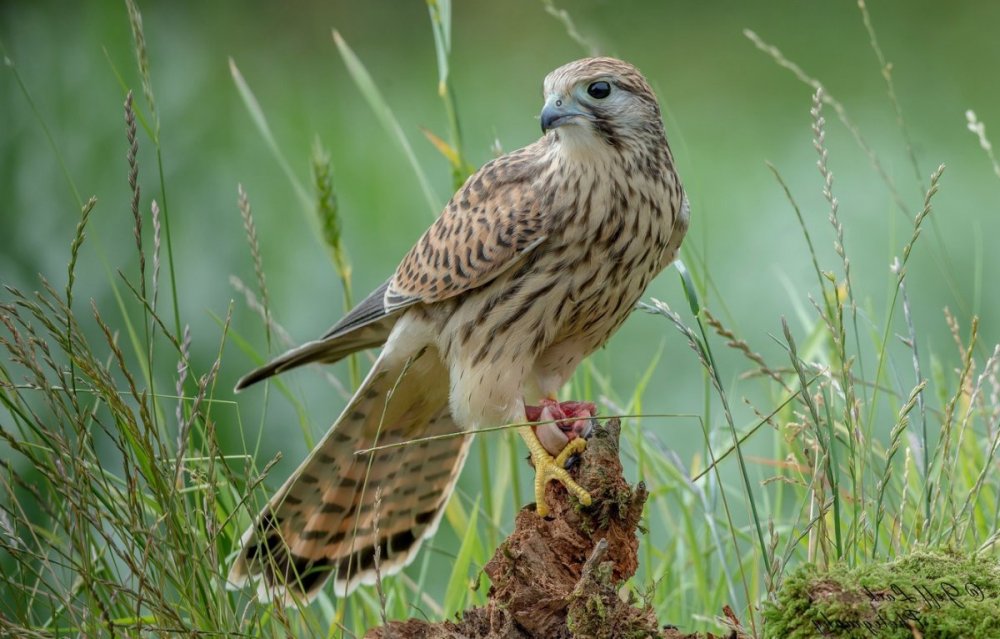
[227,56,689,604]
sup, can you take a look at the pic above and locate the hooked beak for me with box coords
[540,96,585,133]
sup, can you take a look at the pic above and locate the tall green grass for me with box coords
[2,1,999,637]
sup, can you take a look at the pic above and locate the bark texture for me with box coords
[366,419,746,639]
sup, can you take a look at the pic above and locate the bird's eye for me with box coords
[587,81,611,99]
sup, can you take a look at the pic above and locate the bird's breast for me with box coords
[515,175,679,398]
[436,157,682,426]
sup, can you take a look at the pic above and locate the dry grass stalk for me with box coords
[125,91,145,301]
[703,307,790,391]
[151,199,162,313]
[237,184,270,346]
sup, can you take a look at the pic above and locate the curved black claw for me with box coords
[561,417,598,469]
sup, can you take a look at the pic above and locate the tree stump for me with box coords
[365,419,743,639]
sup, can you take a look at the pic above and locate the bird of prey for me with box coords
[227,56,689,605]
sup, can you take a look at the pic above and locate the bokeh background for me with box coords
[3,0,1000,621]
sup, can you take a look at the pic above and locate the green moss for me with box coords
[566,587,608,636]
[763,549,1000,638]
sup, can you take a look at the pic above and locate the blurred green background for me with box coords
[2,0,999,614]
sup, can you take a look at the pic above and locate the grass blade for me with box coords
[332,30,441,216]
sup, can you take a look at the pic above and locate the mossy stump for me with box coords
[762,550,1000,638]
[365,418,741,639]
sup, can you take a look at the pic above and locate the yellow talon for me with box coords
[554,437,587,469]
[518,426,592,517]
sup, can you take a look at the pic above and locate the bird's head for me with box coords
[540,57,664,155]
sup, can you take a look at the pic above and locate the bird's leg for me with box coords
[521,398,597,516]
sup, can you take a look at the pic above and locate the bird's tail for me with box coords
[227,338,470,605]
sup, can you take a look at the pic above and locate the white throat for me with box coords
[550,127,615,166]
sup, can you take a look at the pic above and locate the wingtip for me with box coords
[233,368,268,393]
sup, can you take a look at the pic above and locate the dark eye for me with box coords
[587,81,611,99]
